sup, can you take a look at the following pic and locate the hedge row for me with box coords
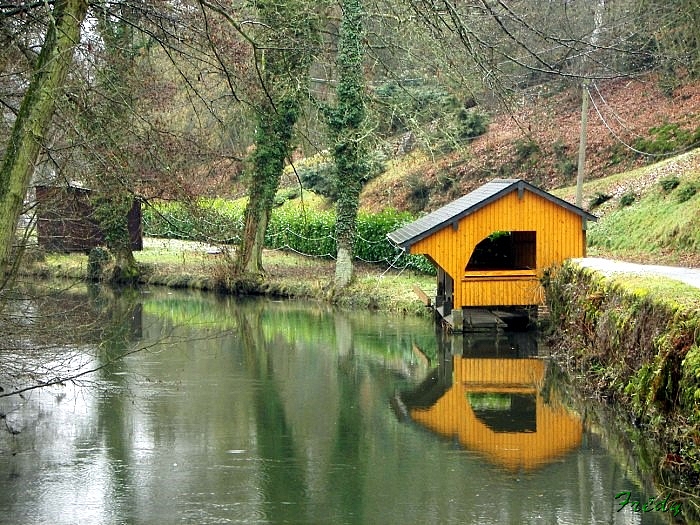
[142,199,245,244]
[143,199,435,274]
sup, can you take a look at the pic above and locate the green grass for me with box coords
[608,274,700,312]
[39,253,88,279]
[553,148,700,259]
[553,149,699,203]
[587,177,700,254]
[25,238,436,315]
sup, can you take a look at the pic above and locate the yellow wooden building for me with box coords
[387,178,596,329]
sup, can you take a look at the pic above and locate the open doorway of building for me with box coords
[465,231,536,271]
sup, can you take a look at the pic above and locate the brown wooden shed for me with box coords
[387,178,596,328]
[36,184,142,252]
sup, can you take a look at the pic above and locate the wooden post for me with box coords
[577,0,605,208]
[576,80,589,208]
[452,309,464,332]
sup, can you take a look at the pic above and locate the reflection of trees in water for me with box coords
[0,281,143,399]
[234,305,377,522]
[235,304,309,523]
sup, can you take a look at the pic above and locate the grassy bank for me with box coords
[543,261,700,510]
[22,237,436,316]
[553,148,700,266]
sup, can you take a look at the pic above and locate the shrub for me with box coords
[558,159,577,178]
[676,182,698,203]
[274,187,300,207]
[374,81,459,135]
[266,204,337,256]
[634,123,700,155]
[142,199,244,243]
[143,199,435,274]
[552,138,568,159]
[373,80,488,151]
[457,109,488,140]
[514,139,540,161]
[294,151,386,202]
[606,143,631,167]
[406,173,431,212]
[589,192,612,209]
[620,192,636,207]
[355,208,435,274]
[296,156,337,200]
[659,176,680,193]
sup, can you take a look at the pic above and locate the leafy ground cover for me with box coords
[359,75,700,214]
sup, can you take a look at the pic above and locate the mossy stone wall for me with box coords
[543,262,700,487]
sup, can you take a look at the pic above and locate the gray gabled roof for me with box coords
[387,178,597,249]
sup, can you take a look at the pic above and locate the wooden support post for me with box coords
[451,309,464,332]
[412,284,432,306]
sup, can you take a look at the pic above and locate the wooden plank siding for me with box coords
[461,273,543,307]
[409,189,587,308]
[36,185,142,253]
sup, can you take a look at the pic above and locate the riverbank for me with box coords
[543,260,700,514]
[21,237,436,316]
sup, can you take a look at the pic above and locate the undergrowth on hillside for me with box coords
[633,123,700,156]
[587,173,700,255]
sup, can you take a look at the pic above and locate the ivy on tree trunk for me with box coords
[91,189,140,284]
[233,0,317,277]
[0,0,89,285]
[329,0,369,289]
[235,99,299,276]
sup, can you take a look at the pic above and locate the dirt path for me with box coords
[572,257,700,290]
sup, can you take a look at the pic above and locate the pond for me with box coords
[0,286,682,524]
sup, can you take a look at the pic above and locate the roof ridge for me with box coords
[387,178,596,248]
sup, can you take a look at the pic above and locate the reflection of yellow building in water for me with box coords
[408,356,582,472]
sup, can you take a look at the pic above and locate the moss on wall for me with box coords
[543,262,700,494]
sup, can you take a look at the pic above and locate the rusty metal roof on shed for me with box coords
[386,178,597,249]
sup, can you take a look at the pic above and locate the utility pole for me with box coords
[576,80,589,207]
[575,0,605,208]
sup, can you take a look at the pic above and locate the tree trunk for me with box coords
[235,99,299,276]
[90,188,140,284]
[334,245,355,289]
[0,0,89,284]
[334,168,362,289]
[330,0,368,289]
[232,0,317,278]
[110,246,140,284]
[236,203,269,276]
